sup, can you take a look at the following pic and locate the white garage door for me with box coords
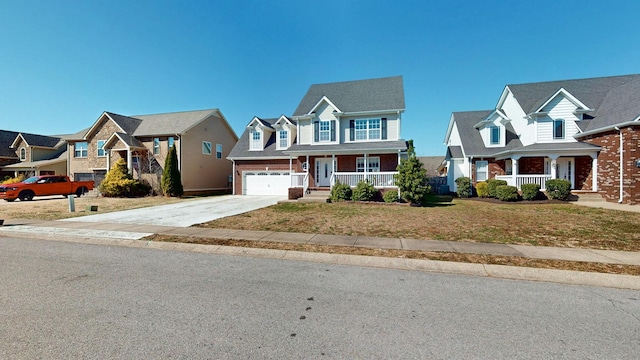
[244,172,290,195]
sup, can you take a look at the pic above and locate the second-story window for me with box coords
[216,144,222,159]
[75,142,88,158]
[97,140,106,157]
[279,130,288,148]
[168,137,175,150]
[250,130,261,150]
[202,141,212,155]
[20,147,26,161]
[490,126,500,145]
[319,121,331,142]
[153,138,160,154]
[553,119,565,139]
[352,118,384,141]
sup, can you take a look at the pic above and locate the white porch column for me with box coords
[364,153,368,181]
[127,148,133,174]
[511,156,519,187]
[591,154,598,191]
[331,154,336,186]
[305,155,309,173]
[549,156,558,179]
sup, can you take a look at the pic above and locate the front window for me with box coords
[554,119,565,139]
[168,137,175,150]
[319,121,331,142]
[97,140,106,157]
[356,157,380,172]
[279,130,288,148]
[216,143,222,159]
[75,142,88,158]
[250,130,261,150]
[153,138,160,154]
[19,147,26,161]
[354,118,382,141]
[202,141,212,155]
[476,160,488,181]
[490,126,500,145]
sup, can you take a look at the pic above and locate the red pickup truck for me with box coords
[0,175,94,202]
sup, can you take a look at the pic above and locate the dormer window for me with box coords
[250,129,262,150]
[20,147,26,161]
[278,130,288,149]
[553,119,565,139]
[490,126,500,145]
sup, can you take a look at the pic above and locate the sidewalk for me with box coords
[2,218,639,266]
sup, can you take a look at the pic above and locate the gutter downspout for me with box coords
[615,127,623,203]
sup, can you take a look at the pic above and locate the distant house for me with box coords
[444,74,640,205]
[228,76,408,196]
[66,109,238,194]
[419,156,446,177]
[0,130,20,176]
[1,131,67,178]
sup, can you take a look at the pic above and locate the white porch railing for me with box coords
[331,171,398,188]
[494,175,552,190]
[291,172,309,193]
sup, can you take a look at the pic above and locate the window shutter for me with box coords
[330,120,336,142]
[314,121,319,142]
[381,118,387,140]
[350,120,355,141]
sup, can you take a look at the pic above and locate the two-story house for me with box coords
[444,74,640,205]
[66,109,238,195]
[228,76,408,196]
[1,131,68,178]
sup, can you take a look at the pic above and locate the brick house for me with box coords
[444,74,640,205]
[228,76,408,196]
[0,130,69,178]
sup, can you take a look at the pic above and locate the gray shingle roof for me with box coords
[228,118,289,159]
[105,112,143,135]
[507,74,640,132]
[0,130,19,158]
[18,133,62,148]
[419,156,446,177]
[132,109,220,136]
[451,110,523,157]
[293,76,405,116]
[447,146,463,158]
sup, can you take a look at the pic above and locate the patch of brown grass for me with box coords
[147,234,640,276]
[0,195,184,221]
[198,199,640,251]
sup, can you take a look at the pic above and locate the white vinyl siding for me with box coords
[536,96,580,143]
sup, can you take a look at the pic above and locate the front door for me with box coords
[556,157,574,189]
[315,158,334,187]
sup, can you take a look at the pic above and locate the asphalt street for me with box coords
[1,236,639,359]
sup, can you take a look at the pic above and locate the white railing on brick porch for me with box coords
[331,172,398,188]
[291,172,308,193]
[495,175,552,190]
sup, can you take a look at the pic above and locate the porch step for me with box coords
[572,192,606,202]
[298,189,330,203]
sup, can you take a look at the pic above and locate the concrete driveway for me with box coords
[59,195,285,227]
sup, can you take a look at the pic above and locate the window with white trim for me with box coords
[354,119,382,141]
[202,141,212,155]
[356,157,380,173]
[250,130,261,150]
[278,130,288,148]
[19,147,26,161]
[476,160,488,181]
[168,137,175,150]
[490,126,500,145]
[153,138,160,154]
[97,140,106,157]
[216,143,222,159]
[319,121,331,142]
[75,142,88,158]
[553,119,565,139]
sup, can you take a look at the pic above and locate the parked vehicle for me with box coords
[0,175,94,202]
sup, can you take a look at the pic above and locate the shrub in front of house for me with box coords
[545,179,571,200]
[100,158,150,197]
[455,177,472,198]
[496,185,519,201]
[330,181,352,202]
[487,179,508,198]
[476,181,489,198]
[1,174,26,185]
[521,183,541,201]
[382,189,399,203]
[352,180,377,202]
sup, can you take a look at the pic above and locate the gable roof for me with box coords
[132,109,224,136]
[419,156,446,177]
[11,133,62,149]
[228,117,288,159]
[451,110,522,157]
[293,76,405,116]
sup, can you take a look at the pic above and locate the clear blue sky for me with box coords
[1,0,639,156]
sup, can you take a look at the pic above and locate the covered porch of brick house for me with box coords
[488,154,598,191]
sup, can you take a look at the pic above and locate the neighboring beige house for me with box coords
[2,132,67,178]
[66,109,238,194]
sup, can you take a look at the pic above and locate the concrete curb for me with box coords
[2,230,639,290]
